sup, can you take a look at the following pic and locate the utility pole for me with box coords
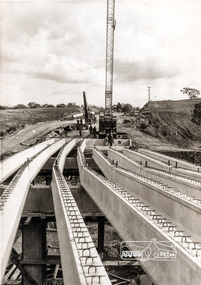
[148,86,151,102]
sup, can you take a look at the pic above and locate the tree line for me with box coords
[113,102,141,114]
[0,102,78,110]
[0,101,141,115]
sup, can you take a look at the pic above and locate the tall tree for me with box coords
[27,102,41,108]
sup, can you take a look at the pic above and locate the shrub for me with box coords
[140,123,147,131]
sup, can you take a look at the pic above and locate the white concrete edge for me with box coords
[0,139,65,281]
[0,138,56,183]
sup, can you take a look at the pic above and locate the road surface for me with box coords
[0,120,76,157]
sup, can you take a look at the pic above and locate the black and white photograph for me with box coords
[0,0,201,284]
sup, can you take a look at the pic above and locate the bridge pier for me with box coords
[22,217,47,285]
[98,216,105,254]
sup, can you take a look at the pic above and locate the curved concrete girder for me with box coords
[0,138,56,183]
[0,139,65,282]
[51,144,111,285]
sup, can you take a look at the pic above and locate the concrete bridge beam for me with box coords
[0,138,56,184]
[138,148,200,172]
[0,139,66,282]
[51,170,111,284]
[109,148,201,200]
[93,148,201,239]
[77,147,201,285]
[50,140,111,285]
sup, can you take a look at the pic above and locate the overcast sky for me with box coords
[1,0,201,107]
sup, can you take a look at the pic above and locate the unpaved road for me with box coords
[0,120,76,157]
[1,114,198,159]
[117,114,201,152]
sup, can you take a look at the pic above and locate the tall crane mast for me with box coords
[105,0,116,115]
[99,0,117,137]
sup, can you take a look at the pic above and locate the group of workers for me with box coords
[104,133,114,146]
[78,122,114,147]
[89,125,114,146]
[89,124,97,138]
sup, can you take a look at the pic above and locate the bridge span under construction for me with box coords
[0,137,201,285]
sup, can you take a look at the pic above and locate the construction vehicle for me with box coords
[99,0,117,138]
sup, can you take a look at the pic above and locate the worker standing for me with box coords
[77,119,79,130]
[109,134,114,147]
[105,134,109,146]
[93,126,97,138]
[89,124,93,136]
[78,125,82,137]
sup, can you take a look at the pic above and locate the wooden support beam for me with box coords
[4,264,16,281]
[11,249,39,285]
[53,264,60,279]
[24,216,32,226]
[2,280,21,284]
[10,268,21,280]
[20,260,46,265]
[46,255,61,265]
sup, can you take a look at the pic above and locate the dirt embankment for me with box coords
[141,99,201,148]
[0,106,80,135]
